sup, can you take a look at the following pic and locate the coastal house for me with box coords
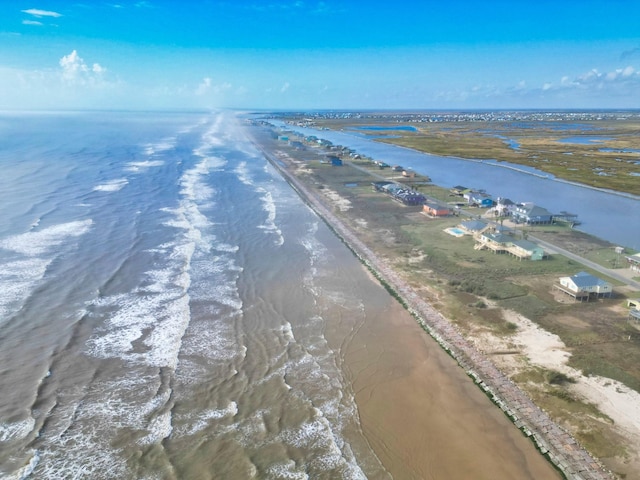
[423,201,451,217]
[628,299,640,324]
[475,232,544,260]
[463,191,494,208]
[395,190,425,206]
[460,220,489,235]
[511,202,553,224]
[450,185,471,196]
[372,181,425,205]
[494,197,516,217]
[328,155,343,166]
[510,238,545,261]
[556,271,613,301]
[372,181,393,191]
[402,169,416,178]
[626,252,640,272]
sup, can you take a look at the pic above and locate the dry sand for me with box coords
[477,309,640,476]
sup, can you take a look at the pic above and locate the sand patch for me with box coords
[489,310,640,473]
[321,188,352,211]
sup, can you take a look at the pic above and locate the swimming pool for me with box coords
[445,227,466,237]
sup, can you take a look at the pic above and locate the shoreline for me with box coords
[251,137,614,479]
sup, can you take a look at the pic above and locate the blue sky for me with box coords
[1,1,640,110]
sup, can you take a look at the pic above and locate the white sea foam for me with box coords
[137,411,173,446]
[2,450,39,480]
[265,461,310,479]
[0,220,92,320]
[29,374,168,479]
[125,160,164,173]
[87,288,191,369]
[281,322,294,341]
[93,179,128,192]
[143,137,176,156]
[0,258,51,319]
[0,417,36,442]
[235,161,253,186]
[0,219,93,257]
[175,402,238,437]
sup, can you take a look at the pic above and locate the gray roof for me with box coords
[516,203,552,217]
[461,220,488,231]
[512,239,541,251]
[483,232,515,244]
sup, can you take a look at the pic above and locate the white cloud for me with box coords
[431,63,640,108]
[22,20,43,26]
[195,77,211,95]
[21,9,62,18]
[195,78,232,96]
[59,50,107,85]
[280,82,290,93]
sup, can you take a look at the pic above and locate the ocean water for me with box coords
[0,111,388,479]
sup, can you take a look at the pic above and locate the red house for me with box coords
[423,201,450,217]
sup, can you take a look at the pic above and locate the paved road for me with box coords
[529,235,640,290]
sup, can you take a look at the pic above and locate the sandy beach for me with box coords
[331,296,561,479]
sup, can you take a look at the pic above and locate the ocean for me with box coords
[0,110,562,480]
[0,111,390,479]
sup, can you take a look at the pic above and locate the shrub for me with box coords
[547,370,576,385]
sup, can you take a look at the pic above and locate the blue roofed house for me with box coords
[467,191,494,208]
[512,203,553,224]
[328,155,343,166]
[557,271,613,301]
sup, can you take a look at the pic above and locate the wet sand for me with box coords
[329,283,560,479]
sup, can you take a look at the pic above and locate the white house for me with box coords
[626,253,640,272]
[557,271,613,301]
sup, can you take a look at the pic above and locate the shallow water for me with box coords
[0,111,386,479]
[0,111,560,479]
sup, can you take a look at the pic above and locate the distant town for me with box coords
[271,109,640,127]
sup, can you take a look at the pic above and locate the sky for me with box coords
[1,1,640,110]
